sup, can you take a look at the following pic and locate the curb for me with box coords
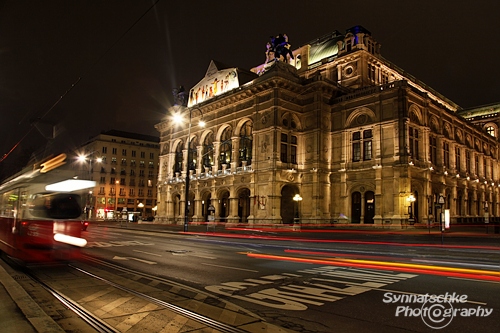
[0,262,65,333]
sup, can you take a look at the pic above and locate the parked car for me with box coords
[81,221,89,231]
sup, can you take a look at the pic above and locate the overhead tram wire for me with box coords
[0,0,162,165]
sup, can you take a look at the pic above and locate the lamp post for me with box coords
[138,202,144,220]
[293,193,302,224]
[407,194,416,225]
[174,107,205,232]
[114,180,119,219]
[484,201,489,234]
[438,194,445,244]
[77,152,102,220]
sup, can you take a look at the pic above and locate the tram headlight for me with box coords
[53,233,87,247]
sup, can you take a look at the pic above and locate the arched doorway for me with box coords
[187,191,195,220]
[281,185,298,224]
[351,192,361,223]
[219,190,229,222]
[364,191,375,224]
[201,192,212,221]
[237,188,250,222]
[174,194,181,224]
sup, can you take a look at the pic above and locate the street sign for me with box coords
[438,195,445,204]
[208,204,215,212]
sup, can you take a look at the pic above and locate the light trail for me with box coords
[184,231,500,251]
[244,253,500,282]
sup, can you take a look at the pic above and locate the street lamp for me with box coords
[77,152,102,219]
[114,180,119,219]
[293,193,303,224]
[407,194,416,224]
[138,202,144,220]
[174,107,205,232]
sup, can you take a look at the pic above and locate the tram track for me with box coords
[17,255,282,333]
[24,267,118,333]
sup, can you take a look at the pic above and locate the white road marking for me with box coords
[201,262,258,272]
[133,249,162,257]
[113,256,157,265]
[189,254,217,259]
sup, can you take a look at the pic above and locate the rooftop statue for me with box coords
[172,86,188,106]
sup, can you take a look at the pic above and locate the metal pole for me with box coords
[440,208,443,245]
[184,109,192,232]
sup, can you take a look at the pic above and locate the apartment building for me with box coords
[77,130,159,220]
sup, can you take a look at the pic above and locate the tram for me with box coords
[0,154,94,263]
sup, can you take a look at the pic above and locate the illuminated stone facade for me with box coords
[155,26,500,227]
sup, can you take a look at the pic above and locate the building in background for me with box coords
[155,26,500,227]
[76,130,159,221]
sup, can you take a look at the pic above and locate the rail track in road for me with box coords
[11,256,291,333]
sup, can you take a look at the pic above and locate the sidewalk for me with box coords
[0,260,65,333]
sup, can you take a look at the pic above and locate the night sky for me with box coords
[1,0,499,177]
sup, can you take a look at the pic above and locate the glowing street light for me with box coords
[293,193,303,224]
[138,202,145,220]
[77,151,102,219]
[407,194,416,224]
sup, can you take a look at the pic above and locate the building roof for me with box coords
[456,102,500,119]
[100,130,159,143]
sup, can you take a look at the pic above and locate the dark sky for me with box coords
[1,0,499,174]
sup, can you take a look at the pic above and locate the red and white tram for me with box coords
[0,154,94,263]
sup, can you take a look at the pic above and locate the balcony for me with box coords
[164,165,253,184]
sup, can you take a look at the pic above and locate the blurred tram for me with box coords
[0,154,94,263]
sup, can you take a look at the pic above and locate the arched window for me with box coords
[173,142,183,174]
[409,126,419,161]
[219,127,232,169]
[202,133,214,169]
[486,126,495,137]
[239,121,253,166]
[187,137,198,171]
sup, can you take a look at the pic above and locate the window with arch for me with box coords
[219,127,232,169]
[409,126,419,161]
[455,147,461,172]
[486,126,495,137]
[239,121,253,166]
[483,158,487,178]
[429,136,437,165]
[466,151,471,173]
[202,132,214,169]
[443,142,450,168]
[173,143,183,174]
[187,137,198,171]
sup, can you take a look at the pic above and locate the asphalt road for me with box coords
[80,224,499,332]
